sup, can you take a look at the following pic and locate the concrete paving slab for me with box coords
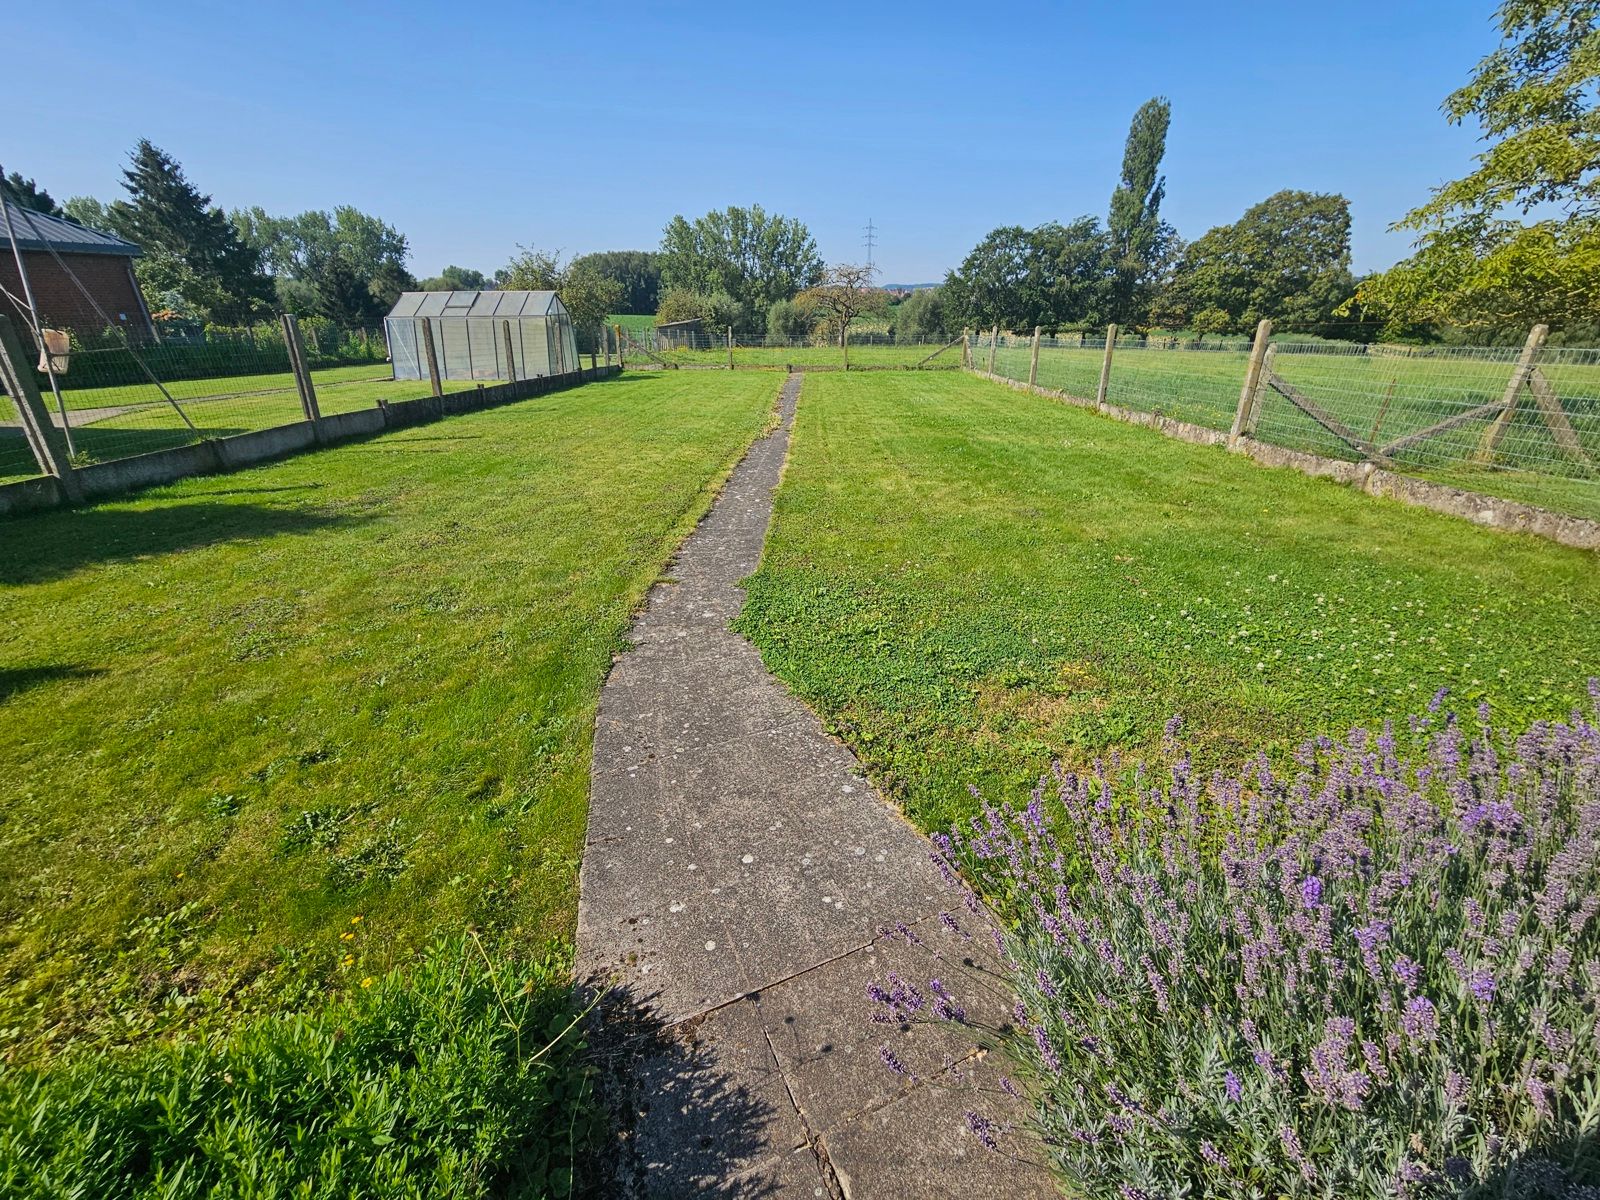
[578,373,1045,1196]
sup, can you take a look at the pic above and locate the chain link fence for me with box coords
[976,327,1600,522]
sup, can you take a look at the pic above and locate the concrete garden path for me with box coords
[577,375,1052,1198]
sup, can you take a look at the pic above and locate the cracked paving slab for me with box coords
[577,374,1053,1198]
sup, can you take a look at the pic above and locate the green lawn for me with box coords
[0,370,777,1061]
[1,365,489,486]
[735,372,1600,833]
[986,341,1600,520]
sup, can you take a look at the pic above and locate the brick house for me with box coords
[0,200,155,345]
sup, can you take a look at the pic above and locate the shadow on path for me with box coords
[585,981,796,1199]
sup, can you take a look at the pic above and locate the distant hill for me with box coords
[881,282,939,292]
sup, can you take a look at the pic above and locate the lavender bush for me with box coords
[875,687,1600,1198]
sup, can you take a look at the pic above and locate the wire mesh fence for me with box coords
[616,326,964,369]
[0,320,486,486]
[976,328,1600,522]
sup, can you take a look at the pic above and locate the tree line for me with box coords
[8,1,1586,347]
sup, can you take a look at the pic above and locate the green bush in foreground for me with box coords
[0,937,597,1198]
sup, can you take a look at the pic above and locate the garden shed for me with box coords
[384,290,578,382]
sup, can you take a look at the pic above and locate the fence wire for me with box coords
[619,327,962,368]
[977,329,1600,521]
[1,322,481,486]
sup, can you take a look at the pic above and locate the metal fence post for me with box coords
[0,313,80,499]
[1028,325,1041,387]
[987,325,999,375]
[1230,319,1274,446]
[281,314,321,421]
[421,319,443,399]
[1096,324,1119,407]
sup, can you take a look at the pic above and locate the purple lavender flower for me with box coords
[1301,875,1324,909]
[1199,1140,1231,1171]
[1279,1126,1316,1182]
[964,1110,1000,1152]
[879,1045,912,1077]
[1466,968,1496,1006]
[1402,995,1438,1043]
[1032,1022,1062,1074]
[1223,1070,1242,1102]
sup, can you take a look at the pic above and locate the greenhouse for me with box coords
[384,290,578,382]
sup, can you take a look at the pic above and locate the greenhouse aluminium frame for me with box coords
[384,290,579,382]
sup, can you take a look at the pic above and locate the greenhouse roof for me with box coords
[386,290,565,319]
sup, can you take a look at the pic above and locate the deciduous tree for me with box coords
[1155,191,1355,335]
[62,196,110,231]
[234,205,414,323]
[1358,0,1600,333]
[659,206,823,329]
[500,247,623,336]
[570,250,661,314]
[417,265,489,291]
[797,264,889,365]
[943,220,1110,332]
[891,286,949,339]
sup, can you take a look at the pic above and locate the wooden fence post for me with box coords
[1230,319,1274,445]
[962,328,972,369]
[1028,325,1042,388]
[615,324,626,370]
[603,324,612,368]
[843,324,850,371]
[502,319,518,382]
[1476,323,1548,462]
[421,319,443,399]
[281,314,321,421]
[1096,324,1119,407]
[0,314,80,498]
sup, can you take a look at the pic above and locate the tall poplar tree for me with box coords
[1105,97,1174,327]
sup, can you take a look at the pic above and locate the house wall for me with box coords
[0,251,155,344]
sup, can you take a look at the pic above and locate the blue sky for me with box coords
[12,1,1498,284]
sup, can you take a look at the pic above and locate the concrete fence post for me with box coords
[727,325,734,370]
[421,319,444,399]
[502,319,518,382]
[0,314,80,499]
[281,314,321,422]
[987,325,999,375]
[1028,325,1042,387]
[1096,324,1118,408]
[1229,319,1274,446]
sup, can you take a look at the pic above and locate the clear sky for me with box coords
[11,0,1498,284]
